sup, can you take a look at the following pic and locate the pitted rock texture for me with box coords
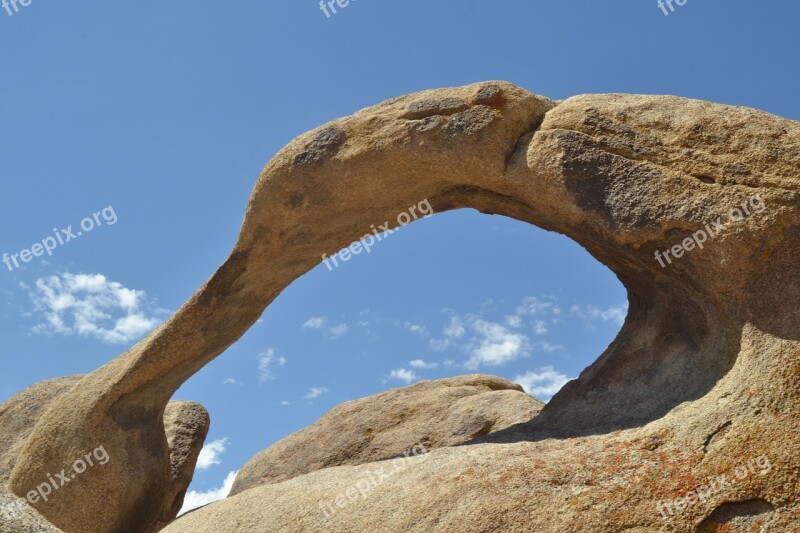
[0,489,61,533]
[0,376,81,486]
[6,82,799,532]
[0,377,209,532]
[230,375,543,495]
[152,401,210,531]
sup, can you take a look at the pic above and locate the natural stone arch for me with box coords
[9,81,799,532]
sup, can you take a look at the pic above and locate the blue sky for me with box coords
[1,1,798,514]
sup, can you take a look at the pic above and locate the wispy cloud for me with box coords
[429,316,466,351]
[196,438,229,470]
[258,349,286,382]
[464,319,530,370]
[430,313,531,369]
[408,359,438,370]
[570,303,628,327]
[303,316,327,329]
[516,296,561,317]
[302,316,349,338]
[389,368,419,384]
[303,387,329,400]
[444,315,466,338]
[24,272,166,344]
[179,471,237,516]
[533,341,564,353]
[514,366,573,402]
[222,378,241,386]
[328,323,349,338]
[425,296,623,373]
[405,322,427,335]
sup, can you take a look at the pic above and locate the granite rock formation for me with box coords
[5,81,798,532]
[0,377,209,532]
[231,375,543,496]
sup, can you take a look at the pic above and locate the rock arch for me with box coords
[9,82,800,532]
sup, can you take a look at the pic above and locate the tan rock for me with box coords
[0,489,61,533]
[231,375,542,495]
[0,377,209,532]
[153,401,210,531]
[9,82,800,531]
[0,376,81,486]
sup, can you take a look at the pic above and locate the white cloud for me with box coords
[516,296,561,317]
[464,319,530,370]
[429,316,466,351]
[280,400,293,406]
[405,322,427,335]
[258,349,286,382]
[408,359,438,369]
[179,470,237,516]
[534,341,564,353]
[303,316,327,329]
[505,315,523,328]
[222,378,241,386]
[25,273,165,344]
[428,338,450,351]
[303,316,348,338]
[328,323,349,338]
[443,316,466,338]
[303,387,329,400]
[389,368,419,384]
[570,303,628,327]
[196,438,229,470]
[532,319,548,335]
[514,367,573,402]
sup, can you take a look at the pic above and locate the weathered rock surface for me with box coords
[0,377,209,532]
[0,376,81,486]
[7,82,799,532]
[231,375,543,495]
[0,489,61,533]
[163,324,800,532]
[153,401,211,531]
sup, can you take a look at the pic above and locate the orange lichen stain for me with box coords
[499,472,514,485]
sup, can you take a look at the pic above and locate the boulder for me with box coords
[230,375,543,495]
[152,401,211,530]
[0,377,209,532]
